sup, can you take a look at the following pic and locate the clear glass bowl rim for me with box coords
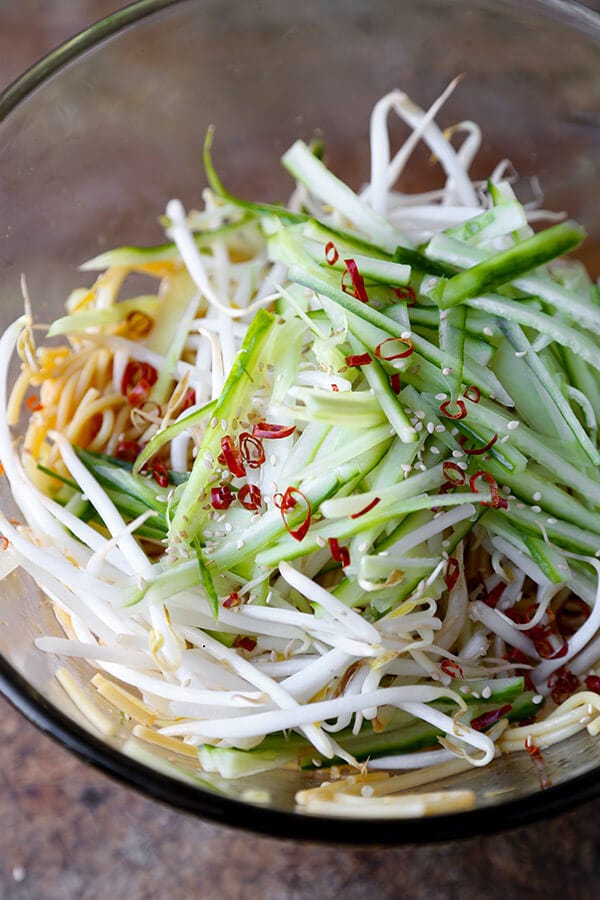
[0,0,599,843]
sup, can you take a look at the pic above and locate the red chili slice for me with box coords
[344,353,372,368]
[445,557,460,592]
[471,704,512,731]
[26,395,43,412]
[331,384,340,392]
[389,373,402,394]
[278,486,311,541]
[252,422,296,440]
[350,497,381,519]
[374,337,414,361]
[458,433,498,456]
[469,470,508,510]
[463,385,481,403]
[440,659,463,679]
[152,458,169,488]
[439,399,467,420]
[325,241,339,265]
[210,484,236,510]
[328,537,350,568]
[220,435,246,478]
[180,388,197,412]
[341,258,369,303]
[223,591,241,608]
[484,581,506,609]
[121,361,158,408]
[391,285,417,306]
[239,432,266,469]
[548,666,579,704]
[115,440,142,463]
[584,675,600,694]
[556,597,590,637]
[234,636,257,652]
[442,461,465,486]
[238,483,262,510]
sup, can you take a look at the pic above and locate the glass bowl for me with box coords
[1,0,599,843]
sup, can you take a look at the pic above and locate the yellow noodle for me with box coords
[7,367,33,426]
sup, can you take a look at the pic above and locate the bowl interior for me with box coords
[1,0,599,841]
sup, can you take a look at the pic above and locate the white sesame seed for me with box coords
[435,393,447,401]
[316,535,326,547]
[415,410,426,419]
[500,435,510,444]
[515,350,528,358]
[401,464,412,474]
[225,522,233,533]
[532,694,544,705]
[442,367,453,376]
[533,491,542,501]
[361,785,374,798]
[507,420,520,430]
[531,505,542,513]
[430,446,440,455]
[427,422,435,434]
[415,422,423,432]
[482,686,492,699]
[401,331,412,340]
[452,450,464,459]
[483,326,493,337]
[210,417,218,429]
[236,540,245,550]
[435,424,446,433]
[547,518,557,525]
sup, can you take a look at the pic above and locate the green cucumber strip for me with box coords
[134,398,218,475]
[80,215,257,270]
[282,139,409,252]
[47,296,160,337]
[498,319,600,465]
[169,308,276,543]
[429,220,585,310]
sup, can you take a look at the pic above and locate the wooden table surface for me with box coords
[1,3,600,898]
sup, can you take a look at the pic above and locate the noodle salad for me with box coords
[2,81,600,816]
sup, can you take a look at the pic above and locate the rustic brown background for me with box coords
[1,3,600,898]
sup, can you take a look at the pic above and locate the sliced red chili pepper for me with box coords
[471,704,512,731]
[439,399,467,420]
[484,581,506,609]
[210,484,236,510]
[556,597,590,637]
[391,285,417,306]
[445,557,460,592]
[584,675,600,694]
[121,361,158,407]
[278,486,311,541]
[180,387,197,412]
[220,435,246,478]
[234,636,257,652]
[344,353,372,368]
[350,497,381,519]
[442,461,465,486]
[374,337,414,361]
[239,432,266,469]
[469,470,508,510]
[458,433,498,456]
[548,666,579,704]
[238,483,262,510]
[252,422,296,440]
[441,659,463,679]
[341,258,369,303]
[115,440,142,463]
[26,395,43,412]
[331,384,340,392]
[325,241,339,265]
[328,537,350,568]
[389,373,402,394]
[526,742,552,790]
[0,536,8,551]
[223,591,241,608]
[152,458,169,488]
[463,385,481,403]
